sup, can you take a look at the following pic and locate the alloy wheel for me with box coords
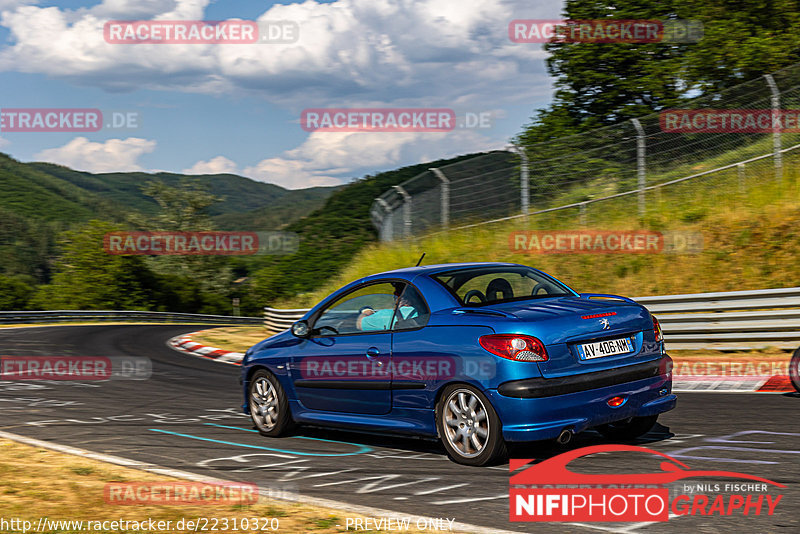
[442,388,490,458]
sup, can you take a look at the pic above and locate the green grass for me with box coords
[287,149,800,306]
[69,466,95,476]
[313,516,340,529]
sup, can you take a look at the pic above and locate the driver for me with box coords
[357,285,419,331]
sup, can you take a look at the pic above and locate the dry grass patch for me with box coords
[190,326,271,352]
[0,439,463,533]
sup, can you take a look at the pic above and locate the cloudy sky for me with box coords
[0,0,561,189]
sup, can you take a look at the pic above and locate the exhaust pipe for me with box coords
[556,429,574,445]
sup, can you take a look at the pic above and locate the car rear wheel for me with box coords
[596,415,658,441]
[790,348,800,393]
[436,385,507,466]
[249,370,294,437]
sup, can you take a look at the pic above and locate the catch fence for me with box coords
[371,63,800,239]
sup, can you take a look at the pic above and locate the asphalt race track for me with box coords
[0,325,797,533]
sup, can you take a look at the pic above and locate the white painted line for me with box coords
[0,430,540,534]
[217,353,245,363]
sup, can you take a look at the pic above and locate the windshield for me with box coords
[431,266,575,306]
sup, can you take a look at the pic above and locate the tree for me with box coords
[137,178,221,231]
[679,0,800,93]
[518,0,800,141]
[132,178,234,301]
[29,220,159,310]
[0,275,34,310]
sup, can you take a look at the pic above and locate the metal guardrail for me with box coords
[265,287,800,350]
[263,307,309,332]
[0,310,264,325]
[635,287,800,349]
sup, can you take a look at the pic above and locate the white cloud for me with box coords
[183,155,238,175]
[34,136,156,172]
[0,1,37,12]
[243,157,342,189]
[0,0,556,106]
[242,128,501,189]
[0,136,9,148]
[0,0,558,189]
[85,0,183,20]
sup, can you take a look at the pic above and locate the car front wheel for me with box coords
[249,369,294,437]
[790,348,800,393]
[436,385,507,466]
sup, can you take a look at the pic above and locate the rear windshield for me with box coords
[431,266,574,306]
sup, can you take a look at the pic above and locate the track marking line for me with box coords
[413,483,470,496]
[0,429,534,533]
[149,428,373,456]
[430,494,508,505]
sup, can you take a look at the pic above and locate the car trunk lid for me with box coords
[482,296,655,378]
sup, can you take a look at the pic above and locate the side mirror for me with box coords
[291,320,310,338]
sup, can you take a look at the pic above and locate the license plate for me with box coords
[578,337,633,360]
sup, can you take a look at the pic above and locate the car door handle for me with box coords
[366,347,380,357]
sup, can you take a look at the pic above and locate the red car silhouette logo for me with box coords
[510,444,786,487]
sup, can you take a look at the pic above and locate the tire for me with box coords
[248,369,295,437]
[436,384,507,466]
[790,348,800,393]
[596,415,658,441]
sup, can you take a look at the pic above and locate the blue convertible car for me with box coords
[241,262,676,466]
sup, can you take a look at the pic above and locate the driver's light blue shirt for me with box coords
[360,306,417,331]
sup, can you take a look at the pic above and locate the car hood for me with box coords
[246,330,301,357]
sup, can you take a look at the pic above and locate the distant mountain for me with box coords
[0,153,114,222]
[0,149,497,308]
[21,159,339,229]
[0,152,339,281]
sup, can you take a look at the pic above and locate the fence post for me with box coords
[737,163,746,194]
[392,185,412,238]
[579,202,587,226]
[764,74,782,181]
[374,197,393,241]
[430,167,449,229]
[509,146,529,216]
[630,118,646,218]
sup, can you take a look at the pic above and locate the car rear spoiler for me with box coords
[579,293,637,304]
[452,308,514,318]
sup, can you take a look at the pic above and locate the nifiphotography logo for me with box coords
[509,444,785,523]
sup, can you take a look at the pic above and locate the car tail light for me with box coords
[479,334,548,362]
[652,315,663,342]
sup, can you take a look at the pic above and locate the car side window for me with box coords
[391,285,430,331]
[313,282,399,336]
